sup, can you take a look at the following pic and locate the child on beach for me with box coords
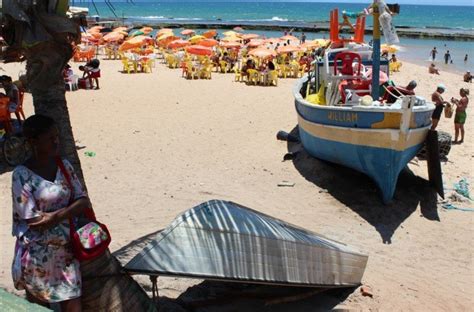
[429,63,440,75]
[431,84,449,130]
[451,88,469,144]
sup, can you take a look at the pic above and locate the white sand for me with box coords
[0,58,472,310]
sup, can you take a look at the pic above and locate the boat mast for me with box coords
[372,0,380,101]
[371,0,381,100]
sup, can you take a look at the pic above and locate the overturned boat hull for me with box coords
[125,200,368,287]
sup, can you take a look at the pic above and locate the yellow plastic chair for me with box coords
[199,65,213,79]
[266,70,278,86]
[185,62,198,79]
[234,66,242,82]
[141,58,153,73]
[306,83,326,105]
[247,69,260,85]
[219,60,229,73]
[297,64,307,78]
[389,61,402,73]
[278,64,289,78]
[121,58,136,74]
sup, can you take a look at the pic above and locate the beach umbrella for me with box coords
[313,39,330,47]
[113,26,129,33]
[223,30,239,37]
[167,39,190,49]
[381,44,398,54]
[88,26,104,34]
[157,33,177,41]
[299,41,319,51]
[248,47,276,58]
[264,37,283,44]
[241,34,260,40]
[103,32,124,42]
[233,26,244,31]
[185,45,213,56]
[157,35,180,47]
[197,38,219,47]
[221,35,241,42]
[140,27,154,35]
[220,41,241,48]
[181,29,195,36]
[247,39,264,48]
[119,35,154,51]
[130,30,145,37]
[277,45,301,54]
[189,35,206,43]
[202,30,217,39]
[156,28,174,37]
[280,35,299,42]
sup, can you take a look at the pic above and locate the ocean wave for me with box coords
[271,16,288,22]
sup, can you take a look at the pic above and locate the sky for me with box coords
[96,0,474,5]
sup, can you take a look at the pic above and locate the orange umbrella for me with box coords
[185,45,213,56]
[220,41,241,48]
[167,39,190,49]
[241,34,260,40]
[277,45,301,54]
[197,38,219,47]
[140,27,154,35]
[181,29,195,36]
[280,35,299,41]
[202,30,217,39]
[248,47,276,58]
[247,39,264,48]
[103,32,124,42]
[156,28,174,37]
[119,35,154,51]
[157,35,180,47]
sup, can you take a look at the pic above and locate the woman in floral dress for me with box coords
[12,115,91,311]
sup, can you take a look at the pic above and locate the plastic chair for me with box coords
[278,64,289,78]
[297,64,307,78]
[247,69,260,85]
[0,98,13,133]
[66,75,79,91]
[185,62,198,79]
[219,60,229,73]
[121,58,135,74]
[199,65,213,79]
[266,70,278,86]
[234,66,242,82]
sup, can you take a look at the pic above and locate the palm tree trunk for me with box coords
[25,41,86,184]
[25,42,156,312]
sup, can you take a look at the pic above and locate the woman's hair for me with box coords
[461,88,469,96]
[23,114,56,139]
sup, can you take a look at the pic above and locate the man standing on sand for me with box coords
[431,84,449,130]
[444,50,451,65]
[300,32,306,44]
[430,47,438,61]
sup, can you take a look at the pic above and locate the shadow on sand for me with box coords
[286,126,439,244]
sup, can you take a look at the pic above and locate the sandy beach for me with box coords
[0,57,472,310]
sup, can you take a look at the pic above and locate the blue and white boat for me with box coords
[294,44,435,203]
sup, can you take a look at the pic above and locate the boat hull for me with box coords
[297,114,428,203]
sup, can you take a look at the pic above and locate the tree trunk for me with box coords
[25,41,86,185]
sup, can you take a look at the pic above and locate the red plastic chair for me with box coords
[0,97,13,133]
[334,51,362,76]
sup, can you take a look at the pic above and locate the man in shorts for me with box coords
[431,84,448,130]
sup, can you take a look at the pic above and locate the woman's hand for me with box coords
[28,211,59,231]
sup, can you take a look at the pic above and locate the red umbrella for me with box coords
[203,30,217,38]
[185,45,213,56]
[198,39,219,47]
